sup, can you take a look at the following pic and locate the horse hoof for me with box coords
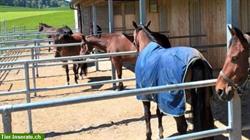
[116,85,125,91]
[116,87,124,91]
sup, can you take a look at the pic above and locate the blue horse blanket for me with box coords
[135,42,210,116]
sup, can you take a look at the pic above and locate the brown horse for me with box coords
[81,33,136,90]
[215,26,250,101]
[133,21,214,140]
[54,26,88,85]
[81,21,171,91]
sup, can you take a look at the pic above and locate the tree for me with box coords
[0,0,69,8]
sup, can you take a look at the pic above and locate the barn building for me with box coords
[70,0,249,70]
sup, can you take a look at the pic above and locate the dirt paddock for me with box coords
[0,48,249,140]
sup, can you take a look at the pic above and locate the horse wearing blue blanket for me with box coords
[132,21,214,140]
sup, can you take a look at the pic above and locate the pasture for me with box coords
[0,6,74,32]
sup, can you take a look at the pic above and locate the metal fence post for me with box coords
[108,0,116,89]
[228,93,241,140]
[35,41,40,77]
[94,50,99,71]
[24,62,33,133]
[30,48,37,96]
[1,105,12,133]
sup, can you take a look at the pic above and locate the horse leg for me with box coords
[73,63,79,84]
[111,57,124,90]
[64,64,70,85]
[80,62,88,79]
[156,105,164,139]
[48,44,51,52]
[174,115,187,134]
[143,101,152,140]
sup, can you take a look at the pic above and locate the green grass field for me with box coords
[0,5,75,32]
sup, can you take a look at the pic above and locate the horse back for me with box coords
[72,33,83,41]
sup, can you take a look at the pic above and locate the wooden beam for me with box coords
[72,0,138,6]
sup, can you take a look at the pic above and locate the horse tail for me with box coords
[190,59,214,139]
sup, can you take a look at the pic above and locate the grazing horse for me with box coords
[132,21,214,140]
[54,26,88,85]
[38,23,57,52]
[81,21,171,90]
[215,26,250,101]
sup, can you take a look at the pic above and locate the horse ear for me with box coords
[228,25,235,36]
[233,27,249,48]
[132,21,138,29]
[146,21,151,28]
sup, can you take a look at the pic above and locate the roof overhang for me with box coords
[71,0,137,7]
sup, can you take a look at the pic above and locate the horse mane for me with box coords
[84,35,108,52]
[138,25,171,48]
[244,32,250,44]
[151,32,171,48]
[122,33,134,42]
[57,26,73,37]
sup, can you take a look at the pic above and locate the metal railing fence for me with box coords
[0,79,247,140]
[0,51,137,96]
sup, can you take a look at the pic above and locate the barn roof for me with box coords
[71,0,138,7]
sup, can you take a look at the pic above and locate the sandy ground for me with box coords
[0,47,250,140]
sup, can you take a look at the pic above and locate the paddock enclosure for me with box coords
[0,0,250,140]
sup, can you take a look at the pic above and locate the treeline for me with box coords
[0,0,69,8]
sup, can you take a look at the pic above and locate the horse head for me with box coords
[216,26,250,101]
[38,23,52,32]
[133,21,156,52]
[132,21,171,52]
[53,26,74,57]
[54,26,73,41]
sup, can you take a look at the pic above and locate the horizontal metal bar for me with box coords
[0,78,135,96]
[0,28,77,37]
[33,77,135,93]
[0,54,31,59]
[192,44,226,49]
[0,79,216,113]
[0,39,53,45]
[0,66,23,71]
[0,51,137,65]
[0,32,55,38]
[0,90,26,96]
[0,58,111,71]
[168,34,206,39]
[163,127,230,140]
[0,42,79,51]
[36,58,110,68]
